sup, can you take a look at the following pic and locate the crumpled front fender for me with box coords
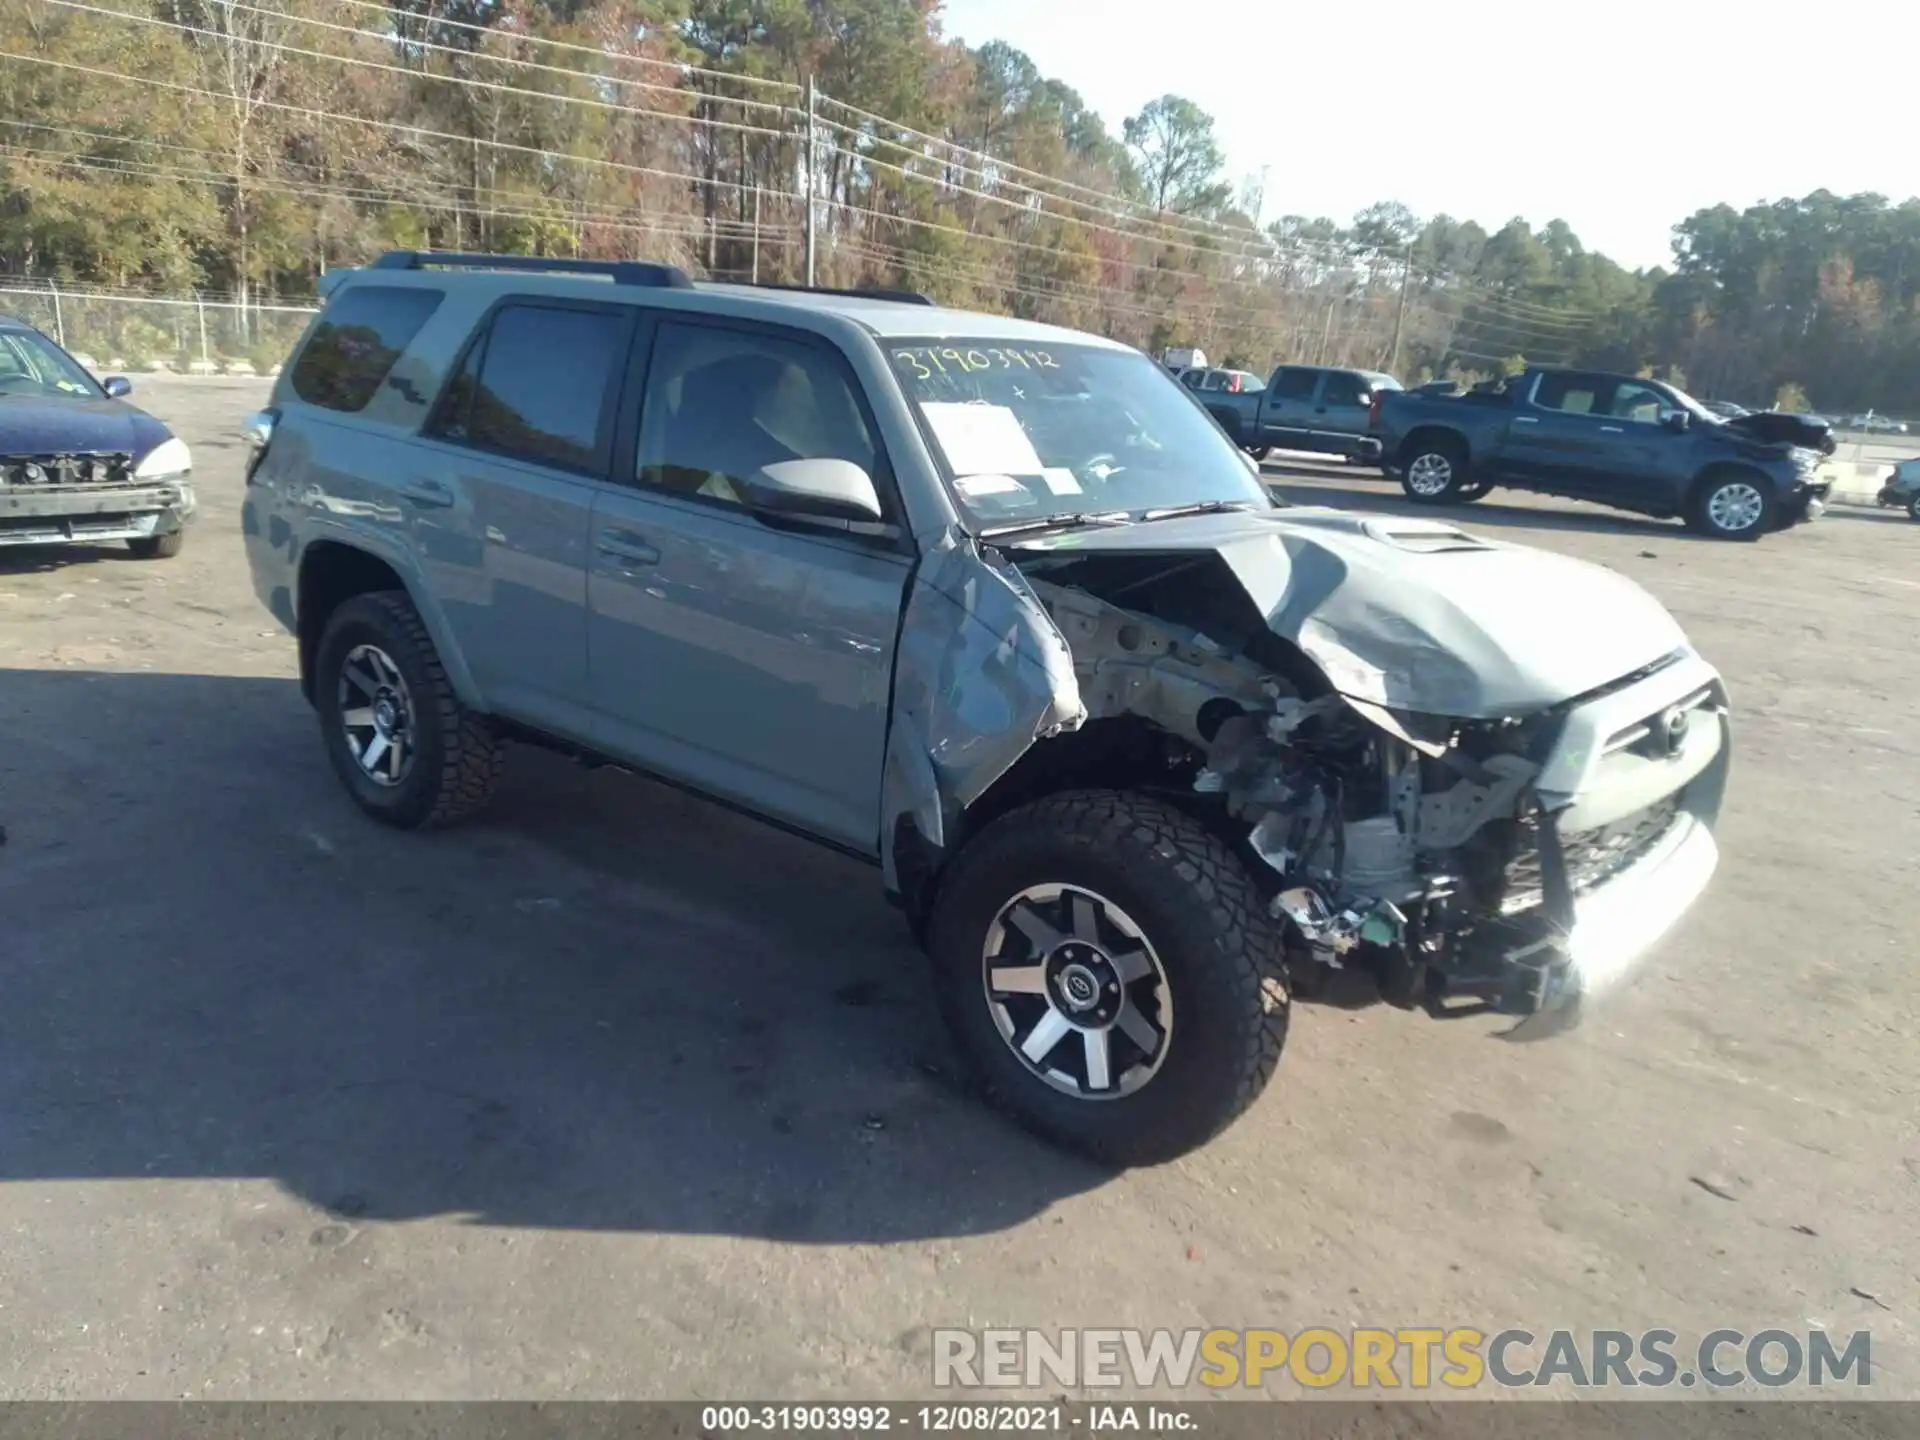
[880,536,1086,903]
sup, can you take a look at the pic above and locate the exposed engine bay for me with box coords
[1007,533,1725,1024]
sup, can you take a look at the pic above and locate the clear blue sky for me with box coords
[937,0,1906,272]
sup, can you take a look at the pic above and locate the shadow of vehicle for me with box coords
[0,542,155,574]
[0,668,1112,1243]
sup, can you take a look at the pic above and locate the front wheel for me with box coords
[1687,473,1775,540]
[1399,439,1470,503]
[127,530,185,559]
[928,791,1289,1166]
[1246,446,1271,463]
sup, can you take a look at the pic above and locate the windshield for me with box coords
[0,328,101,399]
[887,338,1272,530]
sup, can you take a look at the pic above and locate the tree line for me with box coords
[1,0,1915,414]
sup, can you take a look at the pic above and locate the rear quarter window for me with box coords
[290,285,444,413]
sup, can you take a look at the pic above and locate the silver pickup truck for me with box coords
[242,252,1729,1166]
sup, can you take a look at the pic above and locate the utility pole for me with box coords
[1388,241,1414,373]
[751,185,762,285]
[803,75,818,288]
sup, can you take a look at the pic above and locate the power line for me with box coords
[39,0,798,141]
[0,49,802,200]
[318,0,801,94]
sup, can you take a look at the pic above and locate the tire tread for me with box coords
[932,788,1288,1164]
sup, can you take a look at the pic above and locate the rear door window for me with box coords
[290,285,443,413]
[1269,368,1320,402]
[1319,372,1366,407]
[1533,372,1608,416]
[427,302,629,473]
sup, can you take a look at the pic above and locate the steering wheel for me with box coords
[1079,453,1125,488]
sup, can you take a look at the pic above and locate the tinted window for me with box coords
[435,304,626,471]
[637,321,880,511]
[1270,368,1319,401]
[291,285,442,413]
[1534,372,1604,415]
[1320,372,1366,407]
[1180,369,1204,389]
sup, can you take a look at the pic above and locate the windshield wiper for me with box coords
[1135,499,1268,522]
[979,509,1134,541]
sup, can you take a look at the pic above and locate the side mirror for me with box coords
[737,458,884,525]
[102,376,133,399]
[1355,390,1374,408]
[1661,408,1690,433]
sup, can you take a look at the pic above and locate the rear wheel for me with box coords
[1686,472,1775,540]
[1455,480,1493,502]
[1400,437,1470,503]
[1908,494,1920,522]
[928,790,1289,1166]
[1247,446,1272,463]
[127,531,184,559]
[313,591,503,829]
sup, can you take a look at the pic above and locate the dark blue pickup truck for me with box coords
[1372,367,1834,540]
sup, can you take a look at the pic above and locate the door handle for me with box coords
[399,478,454,508]
[597,530,660,567]
[1600,425,1624,433]
[1514,416,1539,425]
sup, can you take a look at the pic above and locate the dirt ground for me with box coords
[1,377,1915,1404]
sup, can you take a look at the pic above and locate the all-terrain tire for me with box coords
[1399,435,1471,503]
[927,790,1289,1167]
[127,531,185,559]
[313,590,503,829]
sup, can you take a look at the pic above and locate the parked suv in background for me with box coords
[0,315,194,557]
[243,252,1731,1165]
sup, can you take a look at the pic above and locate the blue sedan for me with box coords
[0,317,194,558]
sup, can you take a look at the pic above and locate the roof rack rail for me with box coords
[745,281,936,306]
[371,250,694,289]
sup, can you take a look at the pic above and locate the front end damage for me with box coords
[0,450,195,548]
[882,514,1728,1033]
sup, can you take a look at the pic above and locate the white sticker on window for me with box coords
[954,472,1025,499]
[921,402,1044,478]
[1039,467,1083,495]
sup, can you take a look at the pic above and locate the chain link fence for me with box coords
[0,280,316,375]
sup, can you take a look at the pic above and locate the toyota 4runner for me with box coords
[243,251,1732,1165]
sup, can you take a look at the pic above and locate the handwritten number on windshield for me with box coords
[894,347,1059,379]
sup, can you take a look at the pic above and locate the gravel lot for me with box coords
[1,377,1916,1404]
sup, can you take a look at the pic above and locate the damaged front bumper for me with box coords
[1494,809,1719,1038]
[0,479,195,547]
[1409,653,1730,1035]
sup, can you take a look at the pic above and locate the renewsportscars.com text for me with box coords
[933,1327,1873,1391]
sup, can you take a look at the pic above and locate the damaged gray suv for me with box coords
[243,252,1730,1165]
